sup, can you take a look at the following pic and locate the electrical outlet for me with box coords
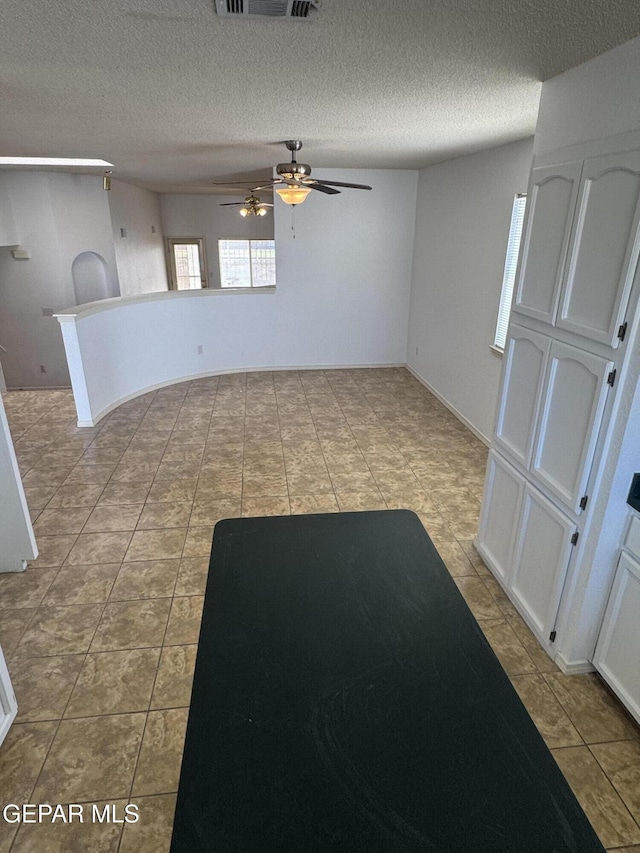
[197,344,203,355]
[39,364,46,373]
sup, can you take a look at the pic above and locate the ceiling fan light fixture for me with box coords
[275,184,311,205]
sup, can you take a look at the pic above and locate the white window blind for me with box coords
[218,239,276,288]
[494,194,527,351]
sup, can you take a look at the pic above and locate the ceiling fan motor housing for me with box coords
[276,161,312,180]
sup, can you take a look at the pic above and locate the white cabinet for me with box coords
[494,332,613,515]
[478,147,638,655]
[494,325,549,468]
[477,451,524,583]
[558,151,640,347]
[477,455,576,644]
[0,646,17,747]
[513,151,640,349]
[594,544,640,725]
[510,486,576,643]
[514,162,582,324]
[531,341,613,513]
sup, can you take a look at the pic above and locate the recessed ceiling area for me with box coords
[2,0,640,192]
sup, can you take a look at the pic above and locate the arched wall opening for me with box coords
[72,251,117,304]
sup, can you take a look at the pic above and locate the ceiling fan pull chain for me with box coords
[291,206,296,239]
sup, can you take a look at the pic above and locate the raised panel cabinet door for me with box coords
[513,162,582,324]
[593,551,640,725]
[557,150,640,347]
[476,450,525,583]
[494,325,550,468]
[509,484,576,644]
[531,341,613,513]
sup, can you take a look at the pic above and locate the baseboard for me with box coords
[405,365,490,446]
[77,363,407,427]
[6,385,72,392]
[554,654,595,675]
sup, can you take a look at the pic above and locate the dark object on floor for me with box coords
[171,510,604,852]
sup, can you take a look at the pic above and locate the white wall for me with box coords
[108,180,168,295]
[273,168,417,368]
[406,138,534,440]
[0,189,18,246]
[160,193,274,289]
[0,172,118,388]
[534,35,640,158]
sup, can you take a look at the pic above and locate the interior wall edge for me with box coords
[405,364,491,446]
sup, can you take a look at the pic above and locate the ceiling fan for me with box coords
[215,140,372,206]
[219,192,273,217]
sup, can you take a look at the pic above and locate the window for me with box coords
[493,194,527,352]
[218,240,276,289]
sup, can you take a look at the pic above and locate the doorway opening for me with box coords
[166,238,208,290]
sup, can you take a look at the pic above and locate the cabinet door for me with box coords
[513,162,582,324]
[477,451,524,583]
[557,151,640,347]
[594,551,640,725]
[510,485,576,643]
[494,325,550,468]
[531,341,613,513]
[0,645,17,747]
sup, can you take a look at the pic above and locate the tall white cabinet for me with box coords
[477,148,640,657]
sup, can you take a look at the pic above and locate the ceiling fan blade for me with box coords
[306,183,340,195]
[312,180,373,190]
[219,202,245,206]
[211,181,261,187]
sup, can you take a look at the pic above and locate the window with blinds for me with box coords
[493,194,527,351]
[218,239,276,288]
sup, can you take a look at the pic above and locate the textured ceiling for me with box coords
[1,0,640,192]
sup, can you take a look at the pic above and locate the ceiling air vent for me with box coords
[215,0,319,19]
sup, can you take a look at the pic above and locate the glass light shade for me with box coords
[275,185,311,205]
[258,207,267,216]
[239,208,249,217]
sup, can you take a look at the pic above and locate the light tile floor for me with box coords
[0,368,638,852]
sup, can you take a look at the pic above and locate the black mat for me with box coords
[170,510,604,852]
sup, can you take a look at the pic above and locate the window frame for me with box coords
[166,238,208,291]
[493,193,527,355]
[218,239,276,290]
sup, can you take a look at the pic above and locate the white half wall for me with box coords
[108,180,168,296]
[160,192,274,289]
[57,168,418,424]
[406,138,534,441]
